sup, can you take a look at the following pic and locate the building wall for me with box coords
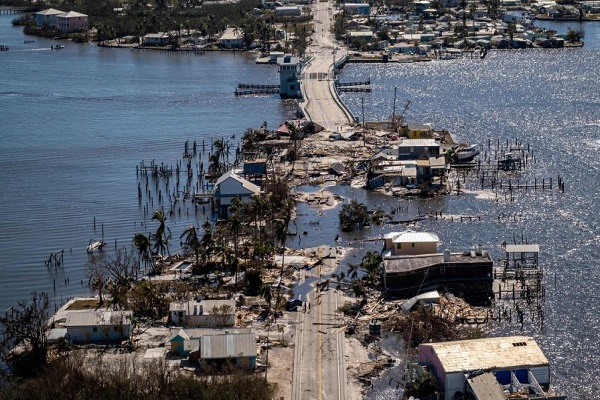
[57,16,87,33]
[393,241,437,255]
[67,324,130,343]
[217,178,251,207]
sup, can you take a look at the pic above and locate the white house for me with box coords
[143,32,171,46]
[419,336,556,400]
[213,170,261,218]
[65,310,132,343]
[169,299,236,328]
[383,229,439,256]
[219,27,244,49]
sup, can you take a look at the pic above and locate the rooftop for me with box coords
[65,310,132,327]
[384,252,492,274]
[200,332,256,359]
[420,336,548,373]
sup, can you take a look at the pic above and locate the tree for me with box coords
[181,224,201,267]
[0,292,50,377]
[566,28,583,42]
[338,199,369,232]
[259,284,273,314]
[88,248,137,309]
[151,208,171,257]
[133,232,152,274]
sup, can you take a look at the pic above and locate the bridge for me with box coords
[299,0,356,132]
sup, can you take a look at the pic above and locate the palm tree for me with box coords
[200,220,215,263]
[151,208,171,257]
[133,233,152,275]
[285,121,302,171]
[180,224,201,267]
[259,284,273,314]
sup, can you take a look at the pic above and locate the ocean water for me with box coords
[0,13,296,313]
[2,12,600,398]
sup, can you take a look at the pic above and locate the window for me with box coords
[440,266,446,274]
[411,243,415,247]
[92,327,97,333]
[113,327,118,332]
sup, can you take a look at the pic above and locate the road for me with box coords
[300,0,354,131]
[291,265,347,400]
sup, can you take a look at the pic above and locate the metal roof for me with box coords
[391,230,439,244]
[420,336,548,373]
[36,8,64,15]
[169,299,236,315]
[200,333,256,359]
[505,244,540,253]
[65,310,132,327]
[214,170,261,194]
[398,138,440,147]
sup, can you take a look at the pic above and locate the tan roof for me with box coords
[421,336,548,373]
[467,372,506,400]
[58,11,87,17]
[37,8,64,15]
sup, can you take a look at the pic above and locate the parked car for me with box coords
[285,299,303,311]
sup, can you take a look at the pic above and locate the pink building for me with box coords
[55,11,88,33]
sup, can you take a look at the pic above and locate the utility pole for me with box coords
[361,97,366,146]
[391,86,397,131]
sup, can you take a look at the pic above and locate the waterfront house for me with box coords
[398,138,440,160]
[401,123,434,139]
[35,8,64,28]
[383,249,494,304]
[383,229,439,256]
[65,310,132,344]
[219,27,244,49]
[213,170,261,218]
[143,32,171,46]
[278,54,301,98]
[418,336,566,400]
[55,11,88,33]
[169,299,236,328]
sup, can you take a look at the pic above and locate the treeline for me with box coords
[11,0,263,41]
[0,353,274,400]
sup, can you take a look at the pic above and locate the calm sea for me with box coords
[2,13,600,398]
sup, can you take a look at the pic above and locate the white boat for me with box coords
[51,44,64,50]
[454,144,480,161]
[87,239,105,253]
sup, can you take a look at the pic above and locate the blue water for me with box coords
[0,13,296,313]
[2,12,600,398]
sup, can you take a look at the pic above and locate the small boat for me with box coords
[87,239,106,253]
[24,40,35,44]
[454,144,480,161]
[50,44,64,50]
[0,45,9,52]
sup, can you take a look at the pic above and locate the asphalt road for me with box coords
[291,265,347,400]
[300,0,353,131]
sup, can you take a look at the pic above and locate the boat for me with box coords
[24,40,35,44]
[0,45,9,52]
[87,239,106,253]
[454,144,480,161]
[50,44,64,50]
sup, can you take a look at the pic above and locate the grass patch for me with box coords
[66,299,102,310]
